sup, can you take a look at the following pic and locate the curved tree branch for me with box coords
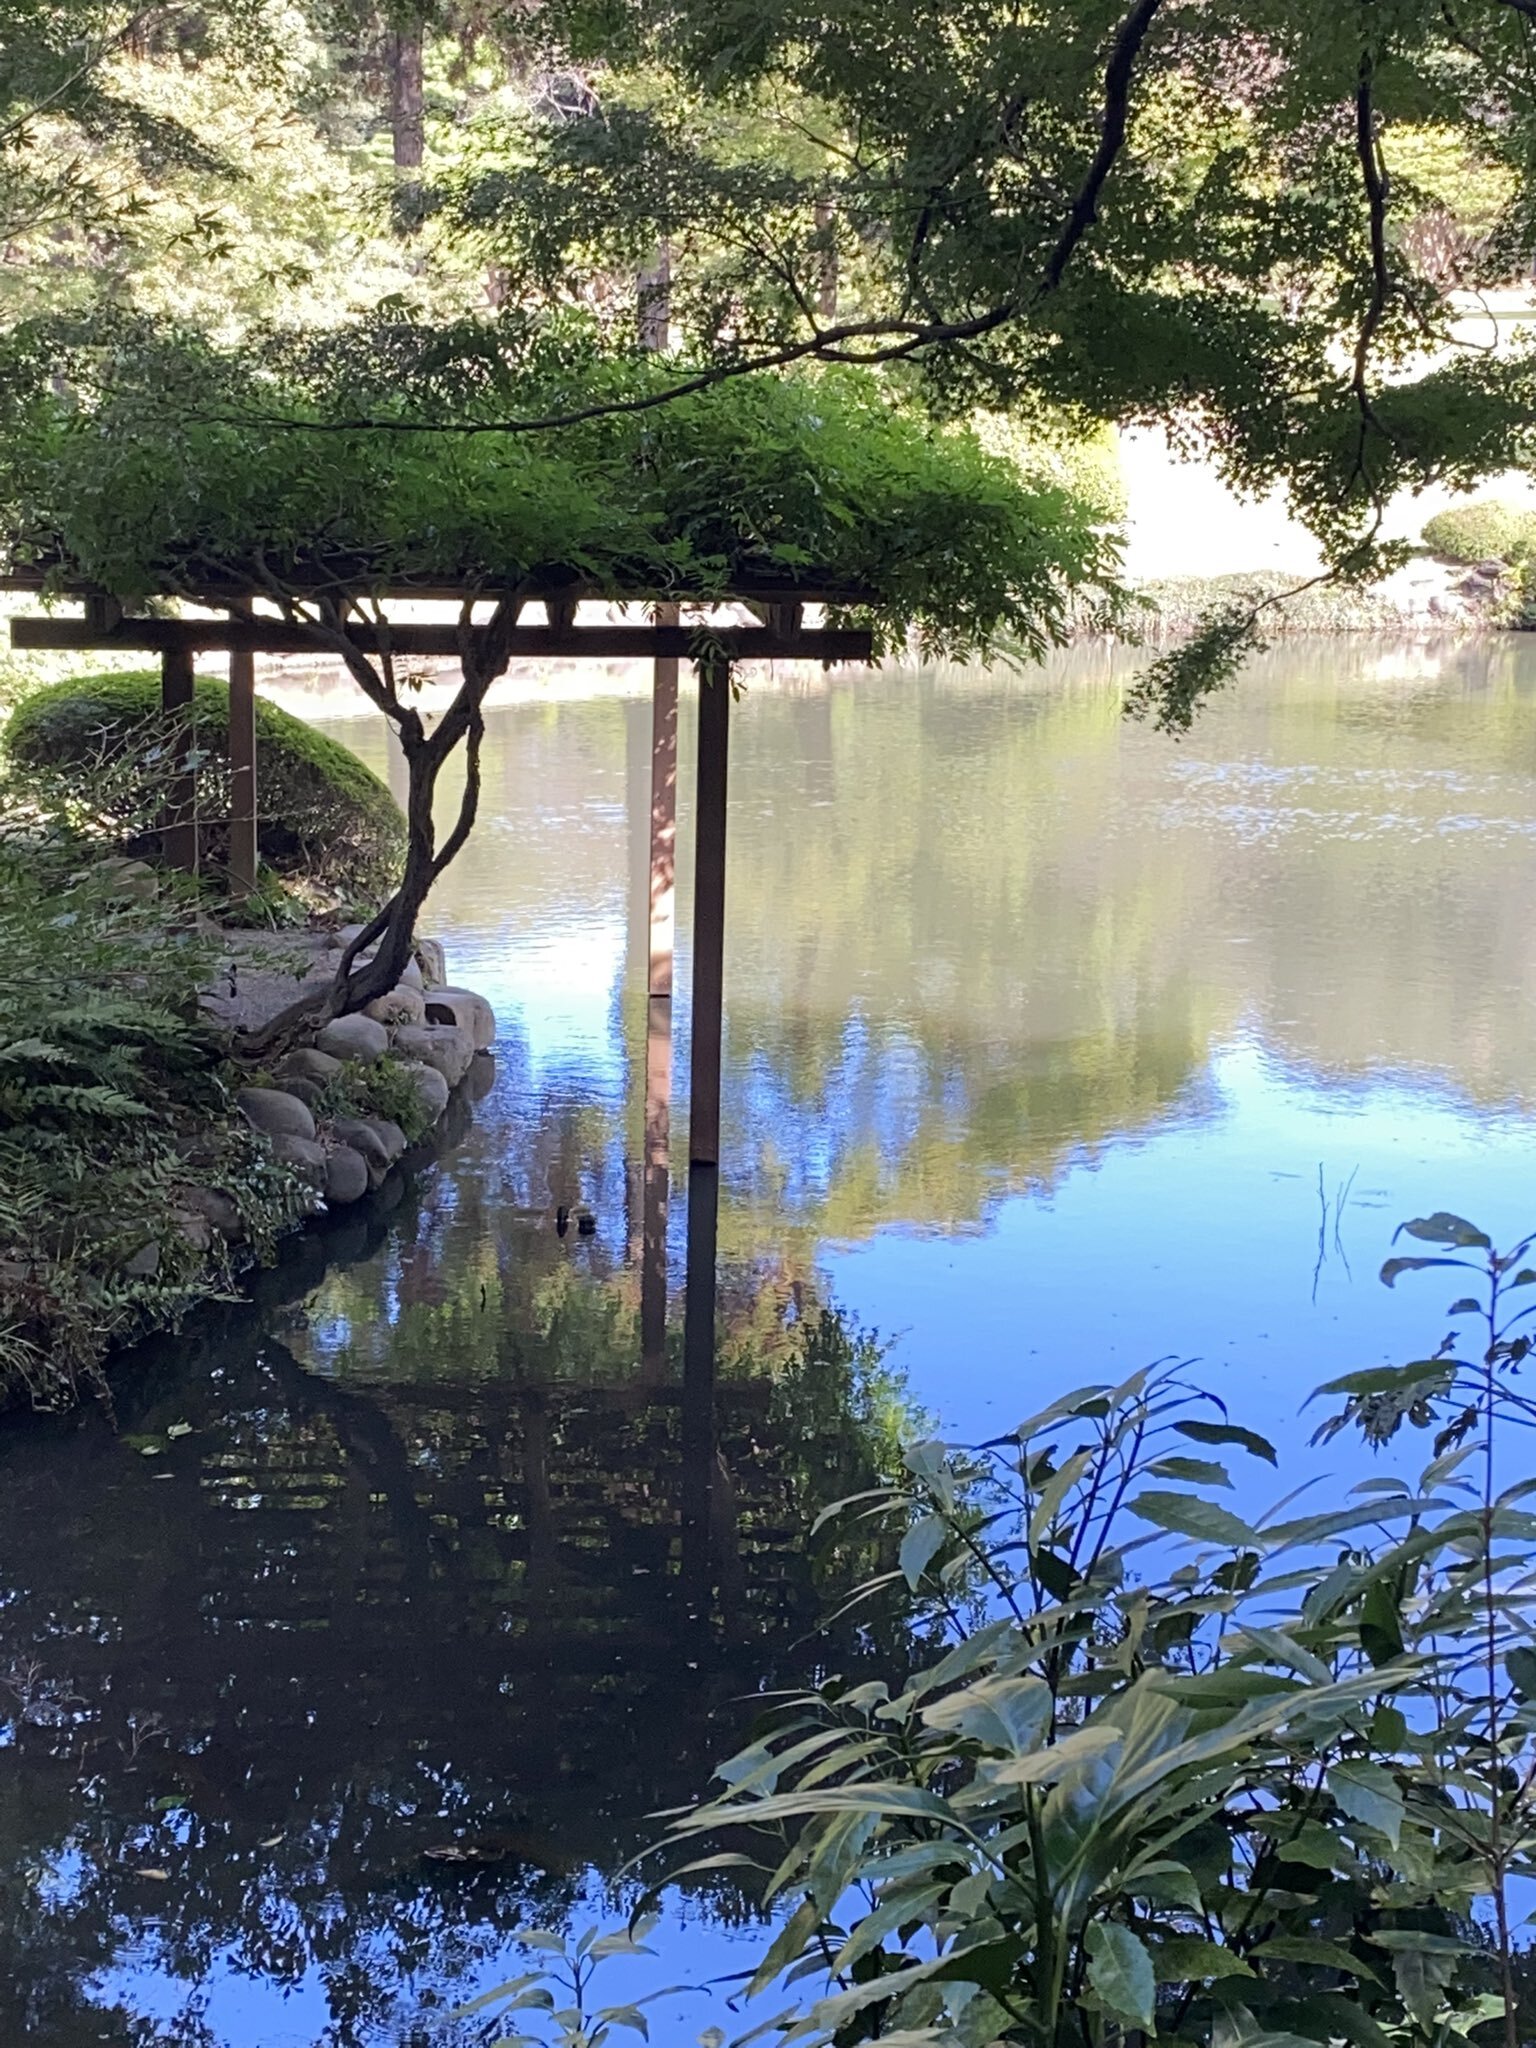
[215,0,1167,440]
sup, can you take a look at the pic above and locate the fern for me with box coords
[0,835,313,1406]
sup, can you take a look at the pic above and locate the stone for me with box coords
[276,1047,343,1085]
[465,1050,496,1104]
[329,1117,392,1179]
[324,1145,370,1205]
[98,856,158,903]
[392,1022,474,1088]
[398,957,425,990]
[414,938,448,988]
[398,1060,450,1124]
[425,987,496,1050]
[178,1186,244,1241]
[316,1013,389,1064]
[329,1116,406,1191]
[280,1076,325,1110]
[123,1241,160,1278]
[237,1086,317,1143]
[365,983,426,1028]
[270,1133,328,1186]
[173,1209,214,1252]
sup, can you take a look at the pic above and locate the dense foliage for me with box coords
[464,1219,1536,2048]
[2,670,406,899]
[1422,501,1536,571]
[0,838,312,1405]
[0,323,1123,663]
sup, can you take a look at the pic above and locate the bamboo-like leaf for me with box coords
[921,1674,1050,1757]
[1128,1489,1257,1548]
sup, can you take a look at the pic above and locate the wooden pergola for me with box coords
[7,575,875,1502]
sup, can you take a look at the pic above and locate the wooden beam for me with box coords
[649,603,679,1000]
[688,653,730,1169]
[227,637,258,901]
[0,569,882,605]
[9,616,875,663]
[160,646,197,875]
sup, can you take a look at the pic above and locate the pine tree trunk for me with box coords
[388,23,425,171]
[637,240,671,351]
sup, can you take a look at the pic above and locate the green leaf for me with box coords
[1174,1419,1278,1465]
[1274,1819,1345,1870]
[1128,1489,1257,1548]
[899,1514,946,1590]
[1152,1935,1255,1983]
[1359,1579,1405,1667]
[1328,1760,1404,1849]
[1086,1921,1156,2029]
[1128,1859,1203,1911]
[1507,1647,1536,1700]
[921,1674,1051,1757]
[1389,1944,1458,2025]
[1148,1455,1232,1488]
[747,1898,822,1998]
[1398,1212,1490,1249]
[1381,1256,1476,1288]
[1252,1937,1381,1986]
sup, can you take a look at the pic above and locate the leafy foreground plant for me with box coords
[463,1215,1536,2048]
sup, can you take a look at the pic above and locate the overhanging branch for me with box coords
[214,0,1167,440]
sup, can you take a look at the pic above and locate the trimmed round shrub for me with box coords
[1,671,404,898]
[1421,498,1536,567]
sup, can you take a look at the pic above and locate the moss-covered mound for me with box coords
[3,672,404,899]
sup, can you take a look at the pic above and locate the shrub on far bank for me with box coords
[1421,496,1536,566]
[1,671,405,902]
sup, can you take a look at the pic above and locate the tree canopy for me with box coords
[2,0,1535,701]
[0,322,1120,662]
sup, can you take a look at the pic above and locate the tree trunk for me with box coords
[388,22,425,171]
[814,196,838,323]
[236,597,522,1059]
[637,240,671,352]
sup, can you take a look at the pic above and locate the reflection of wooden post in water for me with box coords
[680,654,731,1585]
[681,1160,719,1596]
[649,606,679,998]
[640,995,671,1379]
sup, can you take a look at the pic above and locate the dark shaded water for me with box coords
[5,639,1536,2043]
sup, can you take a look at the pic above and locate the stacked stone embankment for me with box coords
[200,924,496,1218]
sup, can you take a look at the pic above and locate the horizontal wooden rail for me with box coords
[10,616,875,662]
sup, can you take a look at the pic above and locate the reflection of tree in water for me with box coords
[0,1212,925,2047]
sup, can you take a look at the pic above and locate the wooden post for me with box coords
[688,653,730,1167]
[641,994,672,1380]
[160,645,197,874]
[227,619,257,901]
[649,604,679,998]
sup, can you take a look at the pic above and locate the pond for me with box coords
[4,634,1536,2045]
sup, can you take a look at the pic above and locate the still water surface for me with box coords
[4,636,1536,2043]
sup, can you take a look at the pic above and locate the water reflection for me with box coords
[7,637,1536,2040]
[0,1076,920,2043]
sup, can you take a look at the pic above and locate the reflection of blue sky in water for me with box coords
[827,1034,1536,1464]
[101,1890,765,2048]
[39,640,1536,2045]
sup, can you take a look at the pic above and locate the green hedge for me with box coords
[2,671,404,899]
[1421,498,1536,567]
